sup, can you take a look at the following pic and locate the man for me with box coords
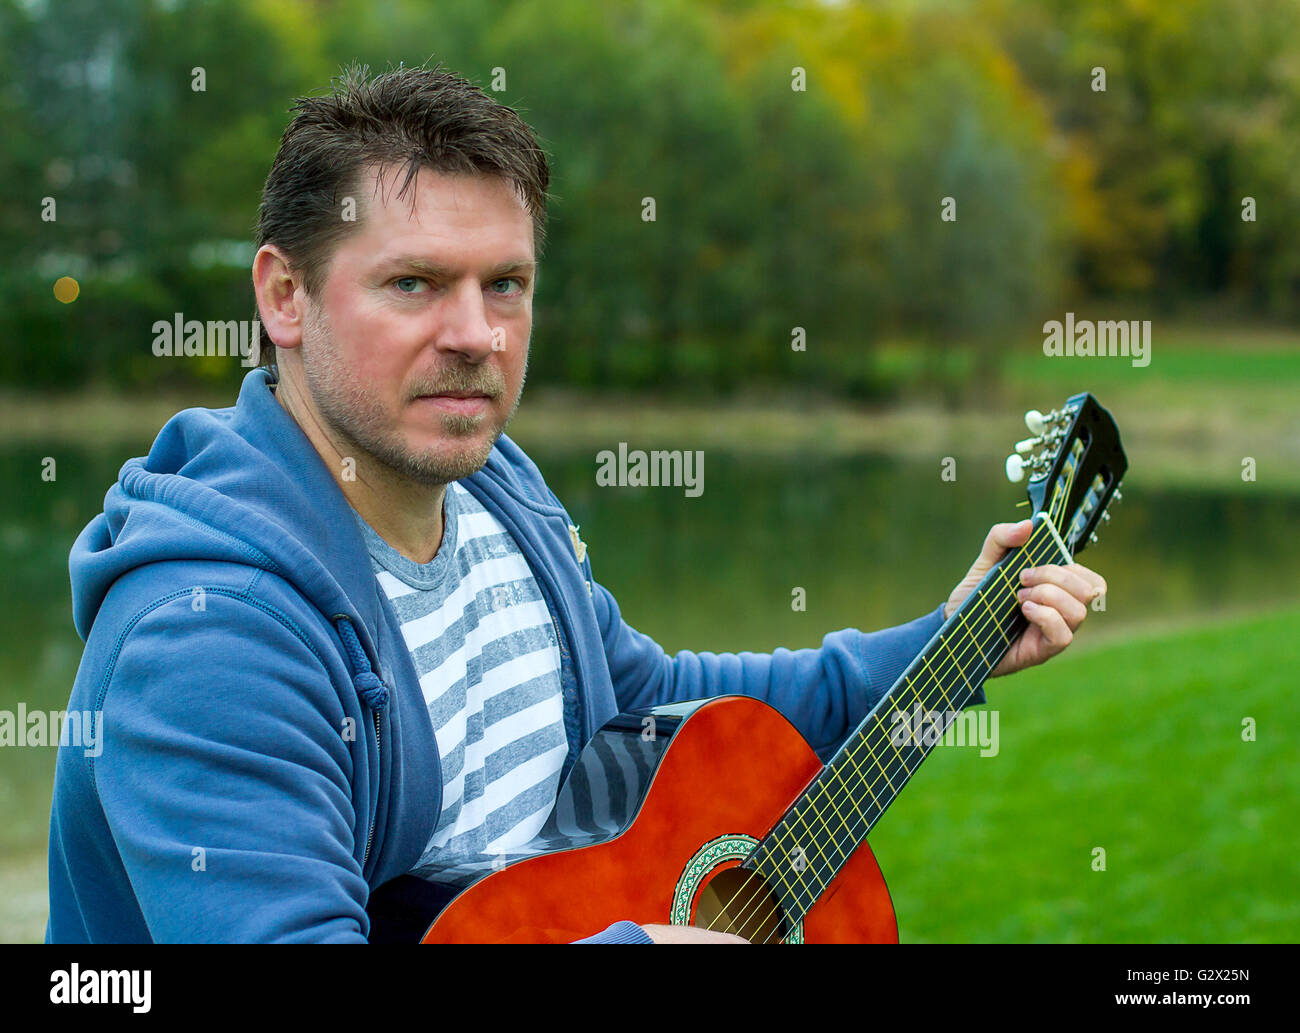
[47,63,1104,944]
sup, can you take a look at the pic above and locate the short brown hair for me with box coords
[254,61,551,370]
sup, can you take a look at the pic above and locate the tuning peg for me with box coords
[1113,490,1123,503]
[1089,532,1099,544]
[1101,511,1111,523]
[1005,454,1025,483]
[1015,436,1042,454]
[1024,410,1046,435]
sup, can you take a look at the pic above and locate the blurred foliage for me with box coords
[1,0,1296,398]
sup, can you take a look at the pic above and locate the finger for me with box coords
[1017,583,1087,630]
[1066,563,1108,601]
[1020,563,1102,605]
[1021,598,1073,651]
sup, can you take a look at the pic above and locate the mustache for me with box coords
[410,365,505,398]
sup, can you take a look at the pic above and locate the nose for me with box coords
[433,279,498,362]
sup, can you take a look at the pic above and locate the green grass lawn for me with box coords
[999,323,1300,435]
[1002,321,1300,386]
[997,322,1300,493]
[869,603,1300,943]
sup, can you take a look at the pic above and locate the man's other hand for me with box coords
[639,923,749,943]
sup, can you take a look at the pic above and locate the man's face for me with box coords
[294,165,535,487]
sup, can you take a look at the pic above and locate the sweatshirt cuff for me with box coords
[571,920,654,944]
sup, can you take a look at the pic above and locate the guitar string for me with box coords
[729,464,1083,939]
[705,472,1083,937]
[702,529,1059,938]
[734,464,1085,939]
[705,531,1054,939]
[727,463,1083,935]
[753,524,1070,942]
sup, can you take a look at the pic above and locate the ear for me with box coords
[252,245,307,352]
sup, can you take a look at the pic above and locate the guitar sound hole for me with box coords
[693,866,788,943]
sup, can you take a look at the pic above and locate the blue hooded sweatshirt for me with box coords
[47,367,976,943]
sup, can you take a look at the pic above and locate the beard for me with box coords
[297,303,525,488]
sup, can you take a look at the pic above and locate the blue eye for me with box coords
[395,277,425,293]
[490,278,523,296]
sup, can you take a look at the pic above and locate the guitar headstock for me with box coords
[1004,393,1128,557]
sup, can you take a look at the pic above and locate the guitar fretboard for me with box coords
[746,519,1066,926]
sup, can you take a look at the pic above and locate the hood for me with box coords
[70,368,391,685]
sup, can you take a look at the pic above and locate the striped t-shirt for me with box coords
[354,481,568,887]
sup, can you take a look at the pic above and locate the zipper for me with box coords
[362,708,380,866]
[335,613,385,870]
[542,538,586,746]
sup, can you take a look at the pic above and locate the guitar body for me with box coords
[421,695,898,943]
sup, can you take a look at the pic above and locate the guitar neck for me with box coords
[746,517,1066,924]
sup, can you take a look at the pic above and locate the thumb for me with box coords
[977,519,1033,568]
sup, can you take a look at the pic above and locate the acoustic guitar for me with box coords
[416,392,1127,943]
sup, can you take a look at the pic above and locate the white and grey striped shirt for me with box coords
[355,481,567,887]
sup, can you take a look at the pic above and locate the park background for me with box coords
[1,0,1297,943]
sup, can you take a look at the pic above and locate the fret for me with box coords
[750,521,1060,924]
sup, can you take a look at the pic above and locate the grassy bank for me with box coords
[871,603,1300,943]
[1,324,1296,492]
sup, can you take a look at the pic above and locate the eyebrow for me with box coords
[375,256,536,279]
